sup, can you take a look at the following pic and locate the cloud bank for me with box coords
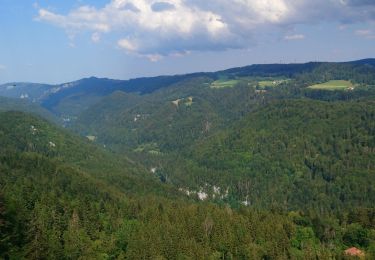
[37,0,375,60]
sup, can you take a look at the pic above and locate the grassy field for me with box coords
[308,80,354,90]
[210,79,239,89]
[211,78,289,89]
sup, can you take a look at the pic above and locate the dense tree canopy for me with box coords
[1,61,375,258]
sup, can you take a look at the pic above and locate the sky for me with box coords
[0,0,374,84]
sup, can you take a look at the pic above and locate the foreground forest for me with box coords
[1,60,375,259]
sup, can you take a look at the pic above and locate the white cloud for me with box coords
[145,54,163,62]
[355,29,375,39]
[36,0,375,59]
[284,34,305,40]
[91,32,101,42]
[118,38,139,52]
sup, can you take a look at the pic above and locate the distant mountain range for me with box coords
[1,58,374,117]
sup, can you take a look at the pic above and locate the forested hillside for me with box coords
[1,60,375,258]
[184,100,375,210]
[2,59,374,119]
[4,112,372,259]
[65,61,375,212]
[71,76,265,152]
[0,96,59,124]
[67,61,375,258]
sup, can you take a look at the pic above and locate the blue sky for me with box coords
[0,0,374,84]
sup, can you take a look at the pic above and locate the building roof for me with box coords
[344,247,364,257]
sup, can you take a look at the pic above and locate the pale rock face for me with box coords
[134,114,141,122]
[172,99,181,107]
[30,125,38,135]
[20,93,29,99]
[48,82,77,95]
[242,200,250,206]
[179,185,226,201]
[49,141,56,148]
[241,196,250,206]
[223,188,229,199]
[213,185,220,194]
[198,191,208,201]
[86,136,97,141]
[50,87,62,94]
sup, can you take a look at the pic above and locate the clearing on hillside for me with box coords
[308,80,354,91]
[210,79,239,89]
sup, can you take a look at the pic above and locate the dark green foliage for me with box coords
[343,224,370,248]
[0,111,305,258]
[0,148,314,259]
[1,60,375,258]
[0,111,179,197]
[72,76,264,154]
[0,192,13,259]
[2,109,373,258]
[184,100,375,211]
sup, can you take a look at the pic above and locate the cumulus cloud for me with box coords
[36,0,375,60]
[91,32,101,42]
[355,29,375,39]
[118,38,139,52]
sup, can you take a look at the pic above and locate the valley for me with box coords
[1,59,375,259]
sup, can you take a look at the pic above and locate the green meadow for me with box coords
[210,79,240,88]
[308,80,354,90]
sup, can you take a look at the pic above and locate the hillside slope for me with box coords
[1,111,356,259]
[0,96,59,124]
[1,59,374,120]
[0,82,53,101]
[176,100,375,211]
[0,111,178,197]
[1,59,375,257]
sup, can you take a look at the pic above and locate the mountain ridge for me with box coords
[2,58,374,101]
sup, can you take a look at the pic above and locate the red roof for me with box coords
[345,247,364,257]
